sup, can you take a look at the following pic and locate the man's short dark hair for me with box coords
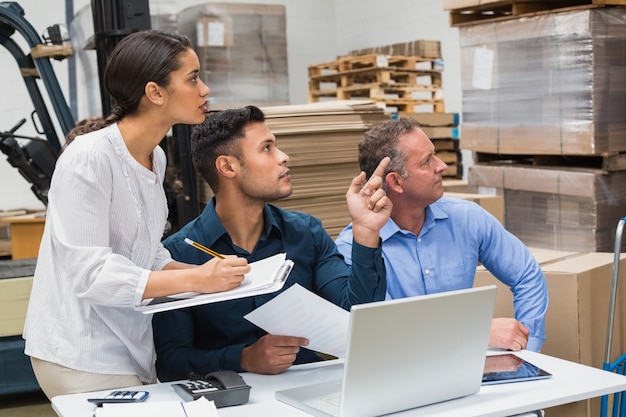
[192,105,266,193]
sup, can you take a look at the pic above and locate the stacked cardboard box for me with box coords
[197,101,391,238]
[469,163,626,252]
[442,0,626,26]
[458,7,626,252]
[458,7,626,156]
[308,40,445,114]
[474,248,626,417]
[177,3,289,109]
[0,210,26,258]
[0,258,39,395]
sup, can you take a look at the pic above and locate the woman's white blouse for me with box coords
[23,123,173,383]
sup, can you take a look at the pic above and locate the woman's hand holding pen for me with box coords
[194,256,250,293]
[145,255,249,300]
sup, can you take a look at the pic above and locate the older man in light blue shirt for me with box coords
[336,118,548,352]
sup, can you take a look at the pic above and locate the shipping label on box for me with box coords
[196,16,234,47]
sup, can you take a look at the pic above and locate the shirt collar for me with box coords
[199,198,282,247]
[262,204,282,239]
[380,200,450,241]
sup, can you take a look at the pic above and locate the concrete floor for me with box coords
[0,391,56,417]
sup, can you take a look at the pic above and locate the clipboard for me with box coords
[137,253,294,314]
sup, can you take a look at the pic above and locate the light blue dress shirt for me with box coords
[336,196,548,352]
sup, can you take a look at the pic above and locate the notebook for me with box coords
[275,285,497,417]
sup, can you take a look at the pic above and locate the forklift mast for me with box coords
[1,0,199,230]
[0,1,74,152]
[0,1,74,205]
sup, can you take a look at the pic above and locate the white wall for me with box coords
[0,0,461,210]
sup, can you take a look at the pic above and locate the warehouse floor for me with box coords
[0,391,56,417]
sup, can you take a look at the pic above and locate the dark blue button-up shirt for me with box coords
[153,199,386,381]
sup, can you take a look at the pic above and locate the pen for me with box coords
[184,238,225,259]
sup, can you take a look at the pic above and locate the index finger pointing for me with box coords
[371,156,391,179]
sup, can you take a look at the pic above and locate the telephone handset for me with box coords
[172,370,251,407]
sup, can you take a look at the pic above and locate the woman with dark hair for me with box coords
[23,30,249,399]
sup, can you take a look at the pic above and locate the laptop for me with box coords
[275,285,497,417]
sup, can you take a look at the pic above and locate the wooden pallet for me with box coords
[309,67,442,91]
[308,54,442,78]
[446,1,626,26]
[473,151,626,172]
[309,82,442,102]
[308,53,446,112]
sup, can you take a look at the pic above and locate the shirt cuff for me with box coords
[351,239,383,266]
[526,336,545,352]
[134,269,151,307]
[224,344,247,373]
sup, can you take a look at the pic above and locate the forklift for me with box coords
[0,0,199,395]
[0,0,199,232]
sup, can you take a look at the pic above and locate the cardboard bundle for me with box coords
[458,7,626,155]
[469,163,626,252]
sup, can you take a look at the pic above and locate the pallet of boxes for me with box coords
[443,1,626,416]
[307,40,463,180]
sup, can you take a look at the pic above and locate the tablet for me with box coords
[482,353,552,385]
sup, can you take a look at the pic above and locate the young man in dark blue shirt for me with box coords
[153,105,391,380]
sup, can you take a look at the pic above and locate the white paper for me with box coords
[472,46,494,90]
[244,284,350,358]
[95,397,219,417]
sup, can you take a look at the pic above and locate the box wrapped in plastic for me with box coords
[459,8,626,155]
[177,3,289,109]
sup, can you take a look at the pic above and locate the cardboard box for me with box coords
[474,250,626,417]
[442,179,476,193]
[469,163,626,252]
[0,277,33,337]
[348,40,441,59]
[458,8,626,155]
[399,112,459,127]
[177,3,289,108]
[445,192,504,225]
[0,214,46,260]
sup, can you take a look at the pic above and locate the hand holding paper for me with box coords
[244,284,350,358]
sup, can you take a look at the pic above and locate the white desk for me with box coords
[52,350,626,417]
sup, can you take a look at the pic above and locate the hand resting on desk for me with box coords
[489,318,529,351]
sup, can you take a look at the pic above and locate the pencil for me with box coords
[184,238,225,259]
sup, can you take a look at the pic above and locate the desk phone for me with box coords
[172,370,251,407]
